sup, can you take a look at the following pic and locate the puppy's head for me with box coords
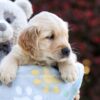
[18,12,72,65]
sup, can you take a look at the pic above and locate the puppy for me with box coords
[0,11,78,85]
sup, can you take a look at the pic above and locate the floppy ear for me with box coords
[15,0,33,19]
[18,26,39,57]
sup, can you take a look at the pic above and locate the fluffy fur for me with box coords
[0,0,33,61]
[0,0,33,43]
[0,11,78,85]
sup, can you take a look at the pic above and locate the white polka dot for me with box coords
[14,97,31,100]
[26,86,32,96]
[15,86,22,95]
[34,95,43,100]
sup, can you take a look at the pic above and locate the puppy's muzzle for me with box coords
[61,47,70,57]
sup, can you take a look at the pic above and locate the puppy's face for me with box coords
[18,12,72,65]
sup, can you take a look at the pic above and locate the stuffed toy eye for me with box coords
[6,17,12,24]
[4,11,16,24]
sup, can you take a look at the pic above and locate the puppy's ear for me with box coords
[18,26,39,56]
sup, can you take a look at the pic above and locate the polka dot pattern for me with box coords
[31,67,61,94]
[34,95,43,100]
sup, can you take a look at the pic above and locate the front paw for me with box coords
[61,65,78,82]
[0,66,16,85]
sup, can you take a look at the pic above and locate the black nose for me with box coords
[62,47,70,56]
[0,23,7,31]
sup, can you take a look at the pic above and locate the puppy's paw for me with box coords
[61,65,78,82]
[0,66,16,85]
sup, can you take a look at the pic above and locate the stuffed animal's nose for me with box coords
[0,23,7,31]
[61,47,70,56]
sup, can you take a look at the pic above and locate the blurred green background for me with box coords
[30,0,100,100]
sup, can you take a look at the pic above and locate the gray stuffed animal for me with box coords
[0,0,33,61]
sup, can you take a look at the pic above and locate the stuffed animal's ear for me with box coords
[15,0,33,19]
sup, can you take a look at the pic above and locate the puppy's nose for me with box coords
[0,23,7,31]
[61,47,70,56]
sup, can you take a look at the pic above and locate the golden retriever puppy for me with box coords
[0,11,78,85]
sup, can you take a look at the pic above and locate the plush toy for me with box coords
[0,0,33,61]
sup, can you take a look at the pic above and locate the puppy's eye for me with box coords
[46,34,54,40]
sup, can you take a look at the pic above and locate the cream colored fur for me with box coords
[0,12,78,86]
